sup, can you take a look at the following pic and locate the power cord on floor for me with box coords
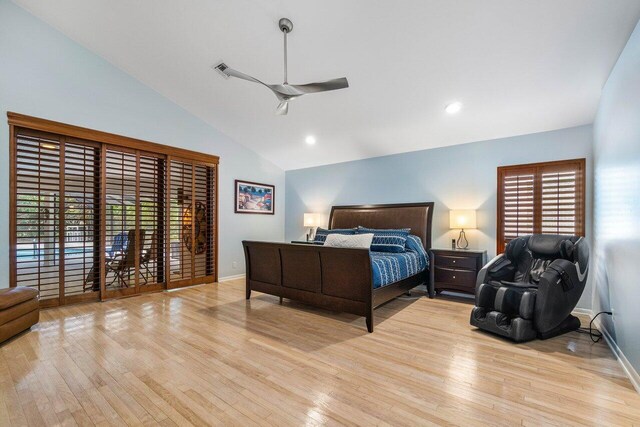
[576,311,612,343]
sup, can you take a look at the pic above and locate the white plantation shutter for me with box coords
[497,159,585,253]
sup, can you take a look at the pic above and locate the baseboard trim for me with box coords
[572,307,593,316]
[218,274,245,282]
[571,308,639,393]
[592,315,640,394]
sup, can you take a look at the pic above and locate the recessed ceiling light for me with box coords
[445,102,463,114]
[305,135,316,145]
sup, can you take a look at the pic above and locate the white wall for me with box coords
[593,18,640,374]
[0,0,285,283]
[286,125,594,308]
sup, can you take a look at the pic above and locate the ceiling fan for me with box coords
[213,18,349,115]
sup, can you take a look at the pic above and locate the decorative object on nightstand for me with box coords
[303,213,323,241]
[430,248,487,295]
[449,209,477,249]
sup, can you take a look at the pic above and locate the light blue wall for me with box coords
[0,0,285,283]
[593,19,640,374]
[286,125,594,308]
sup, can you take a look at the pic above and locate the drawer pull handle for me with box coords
[453,275,456,279]
[453,260,456,263]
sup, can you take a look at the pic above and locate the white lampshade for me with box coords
[303,213,323,227]
[449,210,477,229]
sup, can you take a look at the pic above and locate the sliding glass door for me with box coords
[13,130,102,307]
[10,115,218,307]
[103,146,166,299]
[168,158,217,289]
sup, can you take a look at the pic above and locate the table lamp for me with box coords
[449,209,477,249]
[303,213,323,241]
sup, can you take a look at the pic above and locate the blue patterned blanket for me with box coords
[371,235,429,288]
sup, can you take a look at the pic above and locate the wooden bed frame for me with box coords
[242,202,435,332]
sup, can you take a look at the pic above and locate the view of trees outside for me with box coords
[17,193,161,249]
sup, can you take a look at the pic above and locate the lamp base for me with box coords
[456,229,469,249]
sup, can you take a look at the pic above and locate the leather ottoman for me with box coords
[0,287,39,344]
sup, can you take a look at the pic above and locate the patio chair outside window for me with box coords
[106,229,146,288]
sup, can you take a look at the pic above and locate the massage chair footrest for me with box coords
[470,307,537,343]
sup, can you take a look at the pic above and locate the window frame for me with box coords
[496,158,586,254]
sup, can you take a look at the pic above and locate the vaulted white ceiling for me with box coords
[13,0,640,170]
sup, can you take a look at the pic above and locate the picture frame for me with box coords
[234,180,275,214]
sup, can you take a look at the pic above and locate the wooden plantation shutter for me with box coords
[10,113,219,306]
[13,130,103,306]
[167,159,217,289]
[193,164,216,279]
[104,147,138,290]
[541,164,584,235]
[14,129,63,306]
[63,138,101,300]
[500,166,535,247]
[104,147,167,297]
[168,159,194,286]
[497,159,585,254]
[139,153,166,287]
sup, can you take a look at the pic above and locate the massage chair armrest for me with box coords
[475,254,513,288]
[540,259,581,293]
[475,254,514,309]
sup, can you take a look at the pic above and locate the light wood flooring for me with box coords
[1,279,638,426]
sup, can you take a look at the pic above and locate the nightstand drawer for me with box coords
[434,266,476,287]
[430,248,486,295]
[434,254,477,270]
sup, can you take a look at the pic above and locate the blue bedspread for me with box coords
[371,235,429,288]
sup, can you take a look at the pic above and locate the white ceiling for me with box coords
[13,0,640,170]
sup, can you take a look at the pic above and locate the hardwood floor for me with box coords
[0,279,638,426]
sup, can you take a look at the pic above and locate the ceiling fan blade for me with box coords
[289,77,349,94]
[276,101,289,115]
[215,63,265,85]
[214,62,285,99]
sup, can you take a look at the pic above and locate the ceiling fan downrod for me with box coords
[279,18,293,84]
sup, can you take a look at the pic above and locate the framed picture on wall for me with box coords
[234,180,275,214]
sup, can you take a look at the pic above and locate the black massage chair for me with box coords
[470,234,589,342]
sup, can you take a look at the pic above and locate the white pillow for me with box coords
[323,233,374,249]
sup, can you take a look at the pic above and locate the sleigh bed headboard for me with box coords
[328,202,435,249]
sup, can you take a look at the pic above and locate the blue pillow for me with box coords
[405,235,427,258]
[313,228,356,244]
[356,227,410,252]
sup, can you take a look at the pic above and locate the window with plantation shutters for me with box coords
[497,159,585,254]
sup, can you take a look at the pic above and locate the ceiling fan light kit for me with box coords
[213,18,348,115]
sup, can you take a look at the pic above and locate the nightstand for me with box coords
[429,248,487,295]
